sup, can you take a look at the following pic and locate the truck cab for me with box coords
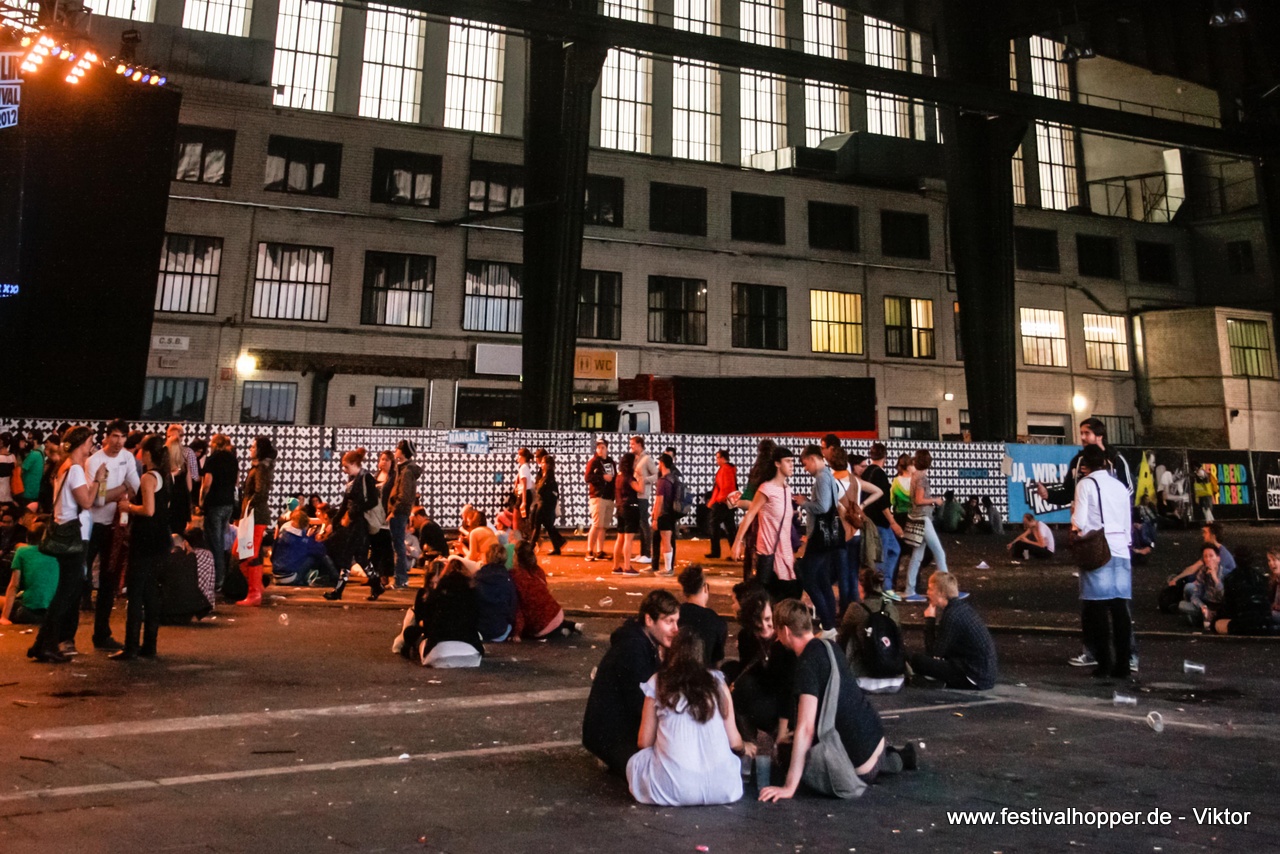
[573,400,661,434]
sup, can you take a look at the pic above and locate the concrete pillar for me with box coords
[153,0,184,28]
[420,20,450,128]
[720,0,741,166]
[332,5,366,116]
[249,0,280,43]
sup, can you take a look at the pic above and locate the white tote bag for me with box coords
[236,514,257,559]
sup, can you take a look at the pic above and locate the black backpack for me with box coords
[858,600,905,677]
[669,475,690,515]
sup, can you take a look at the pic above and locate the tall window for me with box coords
[739,0,786,163]
[578,270,623,340]
[156,234,222,314]
[810,290,862,354]
[884,296,934,358]
[183,0,252,37]
[672,0,721,162]
[360,3,426,122]
[362,251,435,328]
[1227,318,1274,378]
[864,16,930,140]
[1012,144,1026,206]
[733,283,787,350]
[1019,307,1068,367]
[142,378,208,421]
[241,381,298,424]
[1029,36,1078,210]
[464,261,523,333]
[444,19,505,133]
[252,243,332,322]
[1082,313,1129,372]
[373,387,425,427]
[91,0,154,21]
[802,0,849,146]
[272,0,342,111]
[265,136,341,196]
[173,126,234,185]
[600,0,653,153]
[469,161,524,213]
[648,276,707,345]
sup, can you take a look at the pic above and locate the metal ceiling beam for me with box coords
[392,0,1270,156]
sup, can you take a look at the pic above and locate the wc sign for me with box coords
[0,52,21,130]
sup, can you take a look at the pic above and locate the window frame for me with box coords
[1135,240,1177,285]
[358,3,427,123]
[578,269,623,341]
[372,386,426,427]
[1226,318,1275,379]
[880,210,931,260]
[240,380,299,425]
[883,295,935,359]
[807,200,859,252]
[361,250,436,328]
[1076,233,1121,279]
[584,175,625,227]
[649,182,707,236]
[444,19,506,133]
[732,282,788,351]
[271,0,343,112]
[141,377,208,421]
[730,191,786,244]
[370,148,441,208]
[264,135,342,197]
[647,275,708,345]
[251,242,333,322]
[468,160,524,214]
[888,406,939,441]
[1082,313,1130,372]
[156,233,223,315]
[463,260,523,334]
[1019,307,1069,367]
[1014,226,1060,273]
[809,289,863,355]
[172,125,235,186]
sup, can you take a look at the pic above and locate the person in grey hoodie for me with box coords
[795,444,840,632]
[388,440,422,588]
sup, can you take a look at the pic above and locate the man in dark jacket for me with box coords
[677,564,727,665]
[388,440,421,589]
[582,590,680,774]
[584,440,616,562]
[910,571,998,690]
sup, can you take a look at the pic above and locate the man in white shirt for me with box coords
[630,436,658,566]
[1070,445,1133,680]
[515,447,535,535]
[86,419,142,651]
[1007,514,1056,561]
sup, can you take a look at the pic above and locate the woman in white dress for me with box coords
[627,629,745,806]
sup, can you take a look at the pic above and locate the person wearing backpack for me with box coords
[652,453,683,577]
[837,568,904,693]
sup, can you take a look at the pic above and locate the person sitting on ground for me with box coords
[677,564,727,666]
[1178,543,1226,630]
[962,496,984,533]
[909,571,998,690]
[411,506,449,562]
[836,567,905,694]
[582,590,681,774]
[393,559,446,655]
[273,509,337,587]
[399,558,483,668]
[626,629,745,806]
[979,496,1003,536]
[457,509,497,571]
[510,541,580,640]
[938,491,965,534]
[0,521,57,625]
[1168,523,1236,590]
[1131,511,1156,565]
[474,542,518,643]
[760,599,915,802]
[1210,547,1279,636]
[727,589,796,755]
[179,526,217,612]
[158,529,215,624]
[1007,513,1055,561]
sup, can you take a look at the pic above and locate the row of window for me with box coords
[888,408,1137,444]
[1017,227,1177,285]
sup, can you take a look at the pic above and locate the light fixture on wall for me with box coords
[944,392,955,401]
[1072,393,1088,412]
[235,353,257,375]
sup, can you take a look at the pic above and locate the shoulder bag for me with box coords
[1069,478,1112,573]
[39,470,86,556]
[900,517,925,548]
[800,640,869,799]
[10,458,24,498]
[807,477,843,553]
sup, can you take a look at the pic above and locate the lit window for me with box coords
[173,126,234,186]
[884,296,934,358]
[599,1,653,153]
[864,16,931,140]
[739,0,786,164]
[362,251,435,328]
[252,243,332,322]
[182,0,251,37]
[142,378,208,421]
[648,276,708,345]
[157,234,222,315]
[464,261,523,333]
[272,0,342,112]
[1028,36,1078,210]
[1083,313,1129,372]
[672,0,721,162]
[1227,318,1274,378]
[810,290,862,354]
[802,0,849,147]
[1012,144,1026,206]
[90,0,154,22]
[444,19,505,133]
[732,282,787,350]
[373,387,425,427]
[1019,307,1067,367]
[241,381,298,425]
[359,4,426,123]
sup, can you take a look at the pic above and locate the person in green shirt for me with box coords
[938,491,965,534]
[1,535,59,624]
[18,431,44,505]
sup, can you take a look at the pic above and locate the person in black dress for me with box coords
[114,434,172,660]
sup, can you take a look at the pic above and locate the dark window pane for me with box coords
[649,182,707,236]
[241,381,298,424]
[264,135,342,197]
[732,282,788,350]
[880,210,930,259]
[371,149,442,207]
[585,175,624,227]
[1076,233,1120,279]
[808,201,859,251]
[731,192,786,244]
[141,377,208,421]
[1135,240,1176,284]
[373,387,425,427]
[456,388,521,428]
[888,406,938,440]
[1227,240,1254,275]
[577,270,622,340]
[173,126,235,186]
[648,276,708,344]
[469,161,524,213]
[1014,226,1060,272]
[362,251,435,327]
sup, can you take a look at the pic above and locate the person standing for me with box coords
[835,454,883,617]
[0,432,16,505]
[29,427,97,663]
[112,435,171,660]
[611,453,643,577]
[326,448,383,601]
[85,419,141,651]
[651,453,681,576]
[903,450,948,603]
[705,450,738,560]
[531,454,566,555]
[731,447,802,602]
[515,447,536,535]
[584,440,616,562]
[200,434,238,593]
[388,440,421,589]
[1070,444,1134,679]
[18,430,45,508]
[795,445,840,633]
[631,436,658,566]
[862,444,903,600]
[164,424,198,536]
[733,440,778,581]
[236,436,276,607]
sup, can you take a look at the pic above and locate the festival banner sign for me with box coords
[1250,452,1280,520]
[1004,443,1079,524]
[1185,449,1256,521]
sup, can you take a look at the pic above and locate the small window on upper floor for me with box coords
[585,175,625,227]
[1014,226,1060,273]
[880,210,930,260]
[731,192,786,244]
[265,135,342,197]
[808,201,859,252]
[173,126,234,186]
[371,149,441,207]
[1135,240,1176,285]
[1227,240,1254,275]
[469,161,524,213]
[650,182,707,236]
[1076,233,1120,279]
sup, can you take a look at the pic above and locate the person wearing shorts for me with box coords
[612,453,642,576]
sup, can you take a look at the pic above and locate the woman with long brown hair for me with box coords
[113,434,171,660]
[324,448,384,601]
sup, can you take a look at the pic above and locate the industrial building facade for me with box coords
[84,0,1275,445]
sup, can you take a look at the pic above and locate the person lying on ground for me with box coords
[677,564,727,666]
[627,629,745,806]
[582,590,680,775]
[1006,514,1055,561]
[909,571,998,690]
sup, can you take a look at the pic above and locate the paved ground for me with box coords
[1,524,1276,853]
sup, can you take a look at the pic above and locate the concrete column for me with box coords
[153,0,184,28]
[502,32,527,137]
[783,0,804,148]
[649,0,674,157]
[720,0,741,166]
[332,5,366,116]
[848,13,867,133]
[249,0,280,43]
[420,20,450,128]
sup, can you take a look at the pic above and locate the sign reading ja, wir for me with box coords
[0,52,21,131]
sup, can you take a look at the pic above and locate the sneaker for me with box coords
[882,590,903,602]
[1068,652,1097,667]
[611,566,626,575]
[903,594,928,604]
[657,569,675,577]
[93,637,124,651]
[584,553,597,562]
[633,555,652,565]
[1130,655,1139,672]
[622,568,641,576]
[595,551,609,560]
[58,640,80,656]
[274,572,299,586]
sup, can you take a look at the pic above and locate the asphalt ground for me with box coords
[1,524,1277,853]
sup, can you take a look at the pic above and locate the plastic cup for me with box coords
[755,754,773,787]
[598,597,613,607]
[1146,711,1164,733]
[1113,692,1138,706]
[278,613,289,626]
[1183,659,1206,675]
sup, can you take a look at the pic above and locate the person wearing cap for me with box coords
[388,440,422,589]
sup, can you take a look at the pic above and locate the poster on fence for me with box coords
[1005,443,1078,524]
[1184,450,1256,521]
[1116,447,1192,522]
[1250,452,1280,520]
